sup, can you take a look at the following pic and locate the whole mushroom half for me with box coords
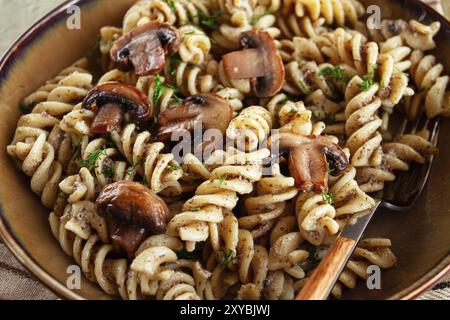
[110,21,181,76]
[273,133,349,192]
[222,30,285,98]
[96,181,172,256]
[82,82,152,134]
[157,93,233,142]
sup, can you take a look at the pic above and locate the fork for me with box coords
[296,115,441,300]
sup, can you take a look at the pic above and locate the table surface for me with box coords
[0,0,448,300]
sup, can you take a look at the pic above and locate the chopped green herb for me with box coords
[358,64,377,91]
[167,55,181,77]
[102,165,114,178]
[219,249,234,269]
[218,175,228,185]
[80,148,107,171]
[328,166,335,175]
[169,165,181,172]
[142,175,148,186]
[153,74,183,106]
[380,79,386,90]
[191,208,201,212]
[321,188,335,206]
[319,66,346,82]
[197,11,222,28]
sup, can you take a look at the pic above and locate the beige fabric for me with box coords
[0,0,448,301]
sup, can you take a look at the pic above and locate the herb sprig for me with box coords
[197,11,222,28]
[358,64,378,91]
[219,249,234,269]
[80,148,108,171]
[321,188,335,206]
[153,74,182,106]
[319,66,346,82]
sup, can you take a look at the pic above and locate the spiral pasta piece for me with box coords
[404,50,450,119]
[367,19,440,52]
[332,238,397,298]
[7,133,63,209]
[274,0,365,28]
[329,165,376,225]
[123,0,211,33]
[167,147,270,252]
[295,193,338,246]
[241,164,298,238]
[111,123,183,196]
[227,106,272,152]
[178,25,211,65]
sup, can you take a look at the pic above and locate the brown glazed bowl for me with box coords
[0,0,449,300]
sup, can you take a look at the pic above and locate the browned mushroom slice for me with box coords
[276,133,349,192]
[110,21,180,76]
[96,181,172,256]
[91,103,124,134]
[222,30,285,98]
[83,82,152,134]
[157,93,233,142]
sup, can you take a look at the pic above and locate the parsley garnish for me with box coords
[142,176,148,186]
[321,188,335,206]
[319,66,346,82]
[167,55,181,77]
[102,165,114,178]
[219,249,233,269]
[218,175,228,185]
[169,165,181,172]
[197,11,222,28]
[80,148,107,171]
[358,64,377,91]
[328,166,335,175]
[153,74,182,106]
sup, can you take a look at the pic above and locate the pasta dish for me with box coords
[6,0,447,300]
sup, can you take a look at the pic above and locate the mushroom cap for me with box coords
[96,181,172,234]
[222,30,285,98]
[83,82,152,125]
[157,93,233,142]
[274,133,349,192]
[110,21,181,76]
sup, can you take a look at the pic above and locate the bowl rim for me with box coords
[0,0,449,301]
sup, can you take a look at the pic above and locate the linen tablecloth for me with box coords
[0,0,448,300]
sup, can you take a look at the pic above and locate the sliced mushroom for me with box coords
[222,30,285,98]
[273,133,349,192]
[157,93,233,142]
[110,21,180,76]
[83,82,151,134]
[96,181,172,256]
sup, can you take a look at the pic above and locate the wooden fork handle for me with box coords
[296,236,356,300]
